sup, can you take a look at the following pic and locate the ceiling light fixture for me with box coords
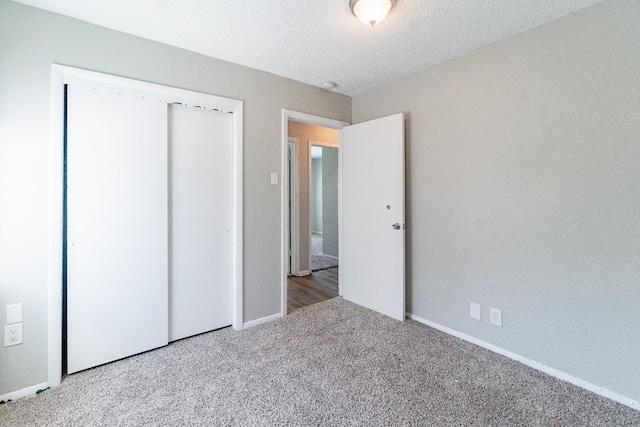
[321,81,338,91]
[349,0,395,26]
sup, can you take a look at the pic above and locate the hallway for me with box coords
[287,267,338,313]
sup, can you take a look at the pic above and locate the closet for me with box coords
[63,69,240,374]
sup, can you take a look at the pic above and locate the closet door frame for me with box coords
[47,64,244,387]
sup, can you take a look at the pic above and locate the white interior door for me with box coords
[340,113,405,321]
[66,85,169,373]
[169,104,233,341]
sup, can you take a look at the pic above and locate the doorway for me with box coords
[282,110,406,320]
[281,110,348,315]
[309,142,339,272]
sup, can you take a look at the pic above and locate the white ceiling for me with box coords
[14,0,601,96]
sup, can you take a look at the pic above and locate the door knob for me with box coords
[392,223,401,230]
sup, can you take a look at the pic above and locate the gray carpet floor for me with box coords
[311,232,339,271]
[2,298,639,426]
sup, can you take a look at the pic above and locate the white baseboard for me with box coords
[243,313,282,329]
[297,270,311,277]
[322,254,338,260]
[0,382,49,402]
[406,312,639,411]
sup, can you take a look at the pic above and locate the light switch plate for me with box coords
[7,303,22,324]
[270,172,278,185]
[470,302,481,320]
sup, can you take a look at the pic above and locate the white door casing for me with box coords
[340,113,405,321]
[288,138,299,276]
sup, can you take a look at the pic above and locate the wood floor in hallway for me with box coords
[287,267,338,313]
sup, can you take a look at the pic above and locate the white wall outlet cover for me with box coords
[490,308,502,327]
[270,172,278,185]
[7,303,23,324]
[470,302,481,320]
[4,323,23,347]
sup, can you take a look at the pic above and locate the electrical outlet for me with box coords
[470,302,481,320]
[4,323,23,347]
[490,308,502,327]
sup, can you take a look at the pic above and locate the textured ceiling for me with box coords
[13,0,601,96]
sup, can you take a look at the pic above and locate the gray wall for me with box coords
[352,0,640,402]
[322,148,339,257]
[311,158,323,233]
[0,0,350,396]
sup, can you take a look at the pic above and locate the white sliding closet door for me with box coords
[66,85,169,374]
[169,104,233,341]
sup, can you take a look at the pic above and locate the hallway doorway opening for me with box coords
[281,110,348,315]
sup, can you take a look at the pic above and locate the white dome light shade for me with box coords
[349,0,395,26]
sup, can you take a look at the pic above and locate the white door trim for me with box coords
[308,141,314,269]
[288,137,299,276]
[49,64,243,388]
[281,110,349,316]
[309,140,339,149]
